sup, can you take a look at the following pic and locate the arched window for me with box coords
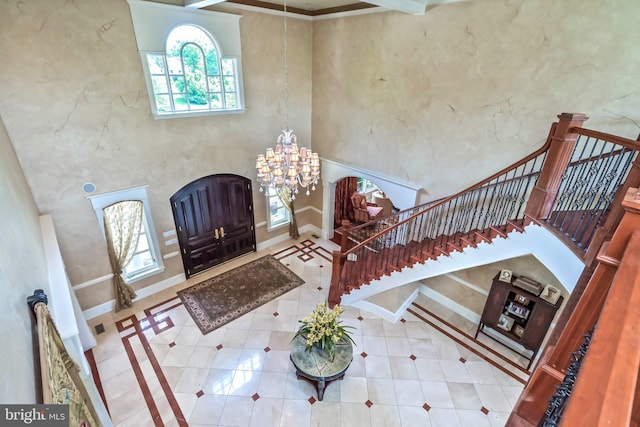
[147,25,240,115]
[146,25,242,116]
[128,0,244,119]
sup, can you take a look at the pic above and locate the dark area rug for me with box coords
[177,255,305,334]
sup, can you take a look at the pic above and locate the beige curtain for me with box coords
[277,187,300,239]
[103,200,143,312]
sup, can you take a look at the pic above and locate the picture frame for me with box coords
[498,269,513,283]
[497,314,515,331]
[540,284,561,305]
[514,294,530,306]
[513,324,525,338]
[507,302,530,320]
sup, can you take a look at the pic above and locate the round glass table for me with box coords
[289,335,353,401]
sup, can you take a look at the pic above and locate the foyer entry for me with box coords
[170,174,256,278]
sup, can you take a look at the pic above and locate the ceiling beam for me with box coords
[184,0,227,8]
[365,0,428,14]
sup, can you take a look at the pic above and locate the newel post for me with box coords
[524,113,589,221]
[328,250,345,308]
[340,219,351,252]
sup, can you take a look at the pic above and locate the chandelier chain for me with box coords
[255,0,320,200]
[283,0,289,130]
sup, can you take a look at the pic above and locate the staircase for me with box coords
[329,113,640,311]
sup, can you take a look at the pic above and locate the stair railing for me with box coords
[544,127,640,255]
[328,126,554,306]
[329,113,640,307]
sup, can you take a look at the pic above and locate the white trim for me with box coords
[127,0,242,55]
[163,251,180,260]
[73,274,114,291]
[321,158,421,241]
[255,223,322,251]
[444,273,489,296]
[418,283,481,324]
[82,273,187,320]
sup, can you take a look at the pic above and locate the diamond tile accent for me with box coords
[216,344,223,350]
[308,397,316,405]
[459,357,467,363]
[252,393,260,401]
[169,342,176,348]
[319,265,324,268]
[196,390,204,398]
[360,352,368,358]
[273,312,279,317]
[357,316,364,321]
[410,354,417,360]
[264,346,271,353]
[400,318,406,323]
[365,400,373,408]
[481,406,489,415]
[423,403,431,412]
[317,286,323,291]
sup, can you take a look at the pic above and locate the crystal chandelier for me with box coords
[255,0,320,200]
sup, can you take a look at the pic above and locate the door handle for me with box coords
[214,228,219,239]
[220,227,225,238]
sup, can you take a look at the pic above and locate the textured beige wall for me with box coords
[3,0,640,312]
[0,0,313,309]
[0,116,50,402]
[312,0,640,202]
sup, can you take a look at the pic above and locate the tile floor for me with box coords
[88,234,525,427]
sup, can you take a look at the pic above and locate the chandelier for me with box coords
[255,0,320,200]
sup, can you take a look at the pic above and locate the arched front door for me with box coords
[170,174,256,278]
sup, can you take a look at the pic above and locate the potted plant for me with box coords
[292,301,356,361]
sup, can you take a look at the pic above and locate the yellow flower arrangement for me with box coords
[293,301,356,360]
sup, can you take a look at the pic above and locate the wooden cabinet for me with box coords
[475,272,563,370]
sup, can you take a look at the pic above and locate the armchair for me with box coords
[350,192,384,223]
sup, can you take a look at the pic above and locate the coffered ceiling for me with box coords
[184,0,463,16]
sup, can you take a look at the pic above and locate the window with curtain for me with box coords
[88,185,164,284]
[266,184,291,231]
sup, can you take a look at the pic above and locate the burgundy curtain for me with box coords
[334,177,358,228]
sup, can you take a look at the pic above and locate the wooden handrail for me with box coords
[560,230,640,426]
[571,126,640,149]
[341,126,555,256]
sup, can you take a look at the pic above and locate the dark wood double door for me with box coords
[170,174,256,278]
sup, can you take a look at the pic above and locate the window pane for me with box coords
[174,95,188,111]
[266,186,290,230]
[166,56,183,75]
[223,76,235,92]
[208,76,221,92]
[147,54,166,74]
[221,58,235,76]
[205,53,219,75]
[151,76,168,94]
[210,93,222,109]
[170,75,184,94]
[155,94,171,112]
[135,233,149,252]
[225,93,237,108]
[124,251,154,276]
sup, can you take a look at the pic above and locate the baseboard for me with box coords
[82,272,186,320]
[418,283,481,324]
[82,226,323,320]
